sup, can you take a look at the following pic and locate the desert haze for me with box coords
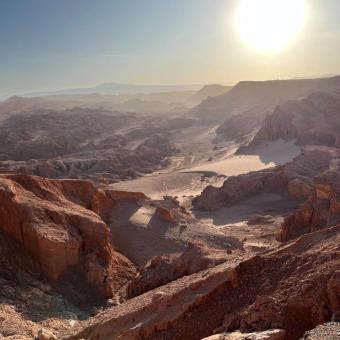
[0,1,339,340]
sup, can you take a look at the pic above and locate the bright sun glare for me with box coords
[235,0,307,53]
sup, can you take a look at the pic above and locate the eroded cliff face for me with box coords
[126,242,230,299]
[193,147,330,208]
[191,76,340,123]
[244,91,340,149]
[192,167,286,211]
[65,226,340,340]
[0,174,137,305]
[2,89,340,339]
[193,147,340,242]
[279,160,340,241]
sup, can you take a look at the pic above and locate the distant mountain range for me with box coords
[191,75,340,122]
[22,83,204,98]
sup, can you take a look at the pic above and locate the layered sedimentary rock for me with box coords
[126,242,229,298]
[192,167,286,211]
[202,329,286,340]
[279,153,340,240]
[245,91,340,149]
[65,225,340,340]
[301,322,340,339]
[0,174,137,304]
[191,76,340,123]
[193,147,330,210]
[193,146,340,242]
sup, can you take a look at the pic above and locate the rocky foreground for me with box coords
[0,170,338,339]
[64,225,339,340]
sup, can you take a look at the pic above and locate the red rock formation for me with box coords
[192,167,286,211]
[194,146,340,242]
[64,225,340,340]
[0,174,136,304]
[279,162,340,241]
[302,323,340,339]
[246,91,340,149]
[105,190,148,202]
[155,206,175,222]
[202,329,286,340]
[126,242,229,298]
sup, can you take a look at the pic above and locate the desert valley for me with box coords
[0,76,339,340]
[1,0,340,339]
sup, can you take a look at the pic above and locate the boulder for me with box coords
[36,328,57,340]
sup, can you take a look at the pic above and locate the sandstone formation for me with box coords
[192,167,286,211]
[248,91,340,148]
[301,322,340,339]
[202,329,286,340]
[193,142,340,241]
[126,242,229,298]
[64,225,340,340]
[1,81,340,340]
[191,76,340,123]
[193,145,328,211]
[0,174,137,304]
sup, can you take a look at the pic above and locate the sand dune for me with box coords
[185,140,300,176]
[112,140,300,199]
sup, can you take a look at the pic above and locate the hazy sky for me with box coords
[1,0,340,95]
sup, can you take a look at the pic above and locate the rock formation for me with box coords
[1,82,340,340]
[126,242,229,298]
[201,329,286,340]
[64,225,340,340]
[301,322,340,339]
[191,76,340,123]
[248,91,340,149]
[279,150,340,240]
[0,108,180,183]
[0,174,137,305]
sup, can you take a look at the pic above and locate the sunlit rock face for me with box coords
[0,174,137,304]
[191,76,340,123]
[250,91,340,148]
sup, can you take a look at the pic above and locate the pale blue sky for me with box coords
[1,0,340,95]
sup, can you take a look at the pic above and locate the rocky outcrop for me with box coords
[245,91,340,150]
[190,84,231,106]
[0,174,137,304]
[193,146,334,211]
[192,167,286,211]
[301,322,340,339]
[64,225,340,340]
[215,110,265,143]
[278,151,340,241]
[202,329,286,340]
[194,125,340,240]
[126,242,229,298]
[191,76,340,123]
[193,146,340,242]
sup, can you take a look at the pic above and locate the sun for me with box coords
[234,0,307,53]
